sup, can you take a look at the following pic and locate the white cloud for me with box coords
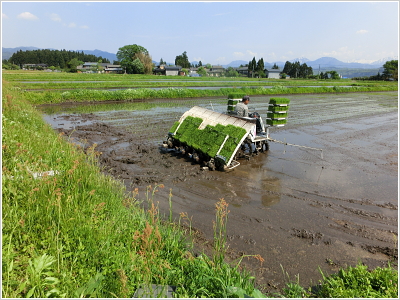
[17,12,38,20]
[68,22,76,28]
[356,29,368,34]
[50,13,61,22]
[2,13,9,19]
[233,52,245,58]
[80,25,89,29]
[246,50,257,57]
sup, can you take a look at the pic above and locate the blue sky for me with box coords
[1,1,398,64]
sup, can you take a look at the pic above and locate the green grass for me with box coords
[2,70,397,105]
[279,263,398,298]
[2,82,266,298]
[3,75,398,298]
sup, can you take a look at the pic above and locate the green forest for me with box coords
[5,49,110,69]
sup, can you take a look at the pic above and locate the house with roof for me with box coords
[104,65,124,74]
[236,67,249,77]
[22,63,48,70]
[207,65,225,77]
[265,68,281,79]
[153,64,182,76]
[77,62,123,73]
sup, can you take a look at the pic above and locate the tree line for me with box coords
[3,44,398,80]
[3,49,110,71]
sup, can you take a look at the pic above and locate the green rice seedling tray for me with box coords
[170,115,248,161]
[268,105,290,112]
[269,97,290,105]
[227,99,240,111]
[267,112,288,119]
[228,99,241,105]
[266,119,287,126]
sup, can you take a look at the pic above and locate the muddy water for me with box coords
[39,92,398,294]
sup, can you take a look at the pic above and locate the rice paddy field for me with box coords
[2,70,398,297]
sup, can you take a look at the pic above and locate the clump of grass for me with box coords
[315,262,398,298]
[278,262,398,298]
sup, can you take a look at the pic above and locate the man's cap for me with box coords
[242,95,250,101]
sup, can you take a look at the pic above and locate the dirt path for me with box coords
[43,92,398,294]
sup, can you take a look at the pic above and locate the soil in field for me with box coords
[40,92,398,295]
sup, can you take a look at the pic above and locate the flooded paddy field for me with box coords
[39,92,398,293]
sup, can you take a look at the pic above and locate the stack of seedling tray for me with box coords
[226,93,246,114]
[266,97,290,127]
[169,115,248,163]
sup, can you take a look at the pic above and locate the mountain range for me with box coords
[2,46,397,77]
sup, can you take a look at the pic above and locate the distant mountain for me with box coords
[2,46,44,60]
[75,49,117,63]
[223,60,248,68]
[370,57,398,66]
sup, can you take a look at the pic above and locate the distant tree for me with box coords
[116,44,149,74]
[181,68,188,75]
[328,70,340,79]
[67,58,83,73]
[382,60,398,80]
[248,57,257,77]
[272,63,279,69]
[7,49,108,69]
[256,58,264,73]
[224,67,239,77]
[175,51,190,68]
[133,52,153,74]
[198,61,203,67]
[159,58,165,65]
[205,63,212,69]
[131,58,144,74]
[282,61,292,75]
[283,61,312,78]
[197,66,207,77]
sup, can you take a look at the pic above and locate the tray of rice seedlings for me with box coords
[266,119,287,126]
[267,112,288,119]
[171,118,247,162]
[227,93,245,112]
[165,106,259,169]
[268,105,290,113]
[269,97,290,105]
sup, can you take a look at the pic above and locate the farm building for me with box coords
[104,65,124,74]
[236,67,249,77]
[265,68,281,79]
[153,65,182,76]
[207,65,225,77]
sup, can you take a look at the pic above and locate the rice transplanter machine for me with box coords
[163,94,322,171]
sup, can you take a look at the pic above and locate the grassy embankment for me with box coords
[2,81,268,298]
[2,73,398,298]
[2,70,397,106]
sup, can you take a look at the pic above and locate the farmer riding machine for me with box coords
[163,94,290,171]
